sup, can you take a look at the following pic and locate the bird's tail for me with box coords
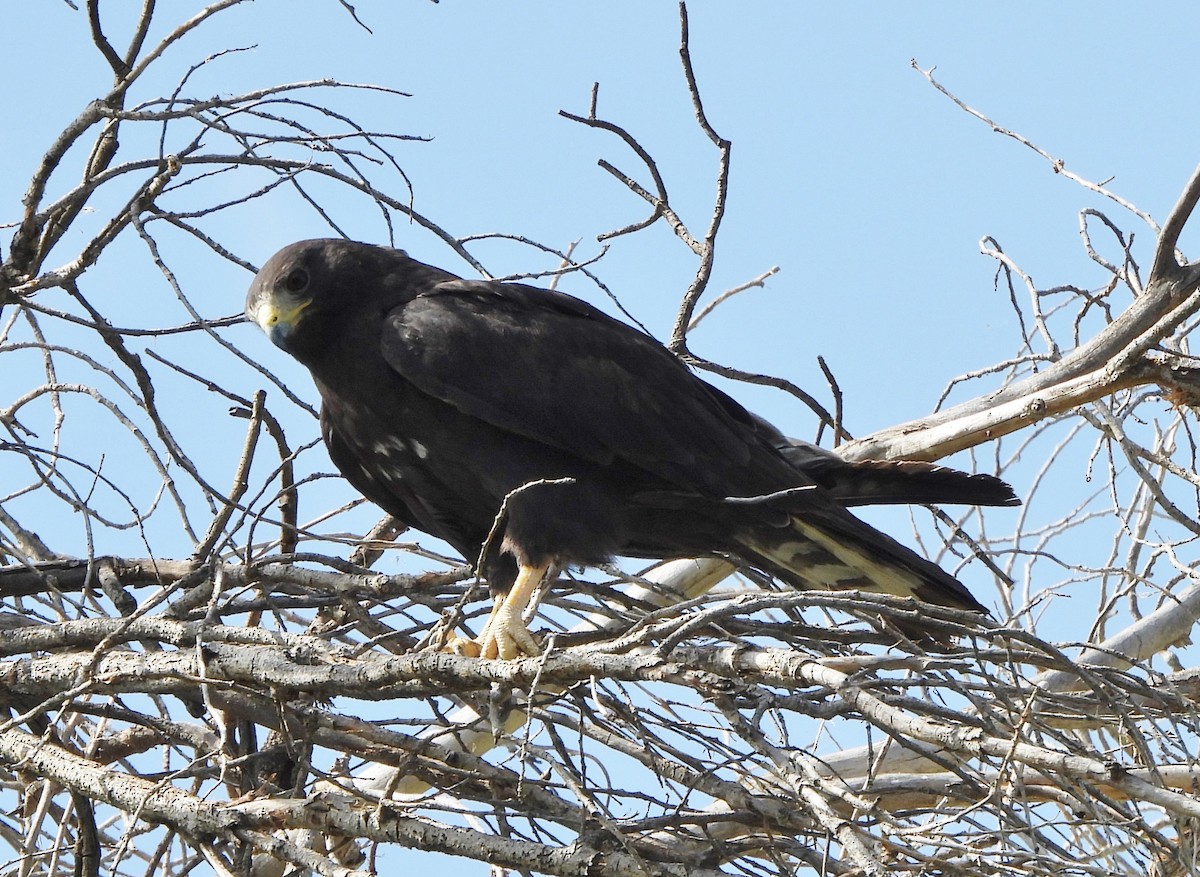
[735,506,989,618]
[795,458,1020,509]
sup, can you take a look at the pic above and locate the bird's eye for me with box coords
[282,267,309,294]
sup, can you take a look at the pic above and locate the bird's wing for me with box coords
[379,279,785,497]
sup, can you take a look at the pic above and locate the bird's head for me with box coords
[247,237,397,361]
[245,239,335,354]
[247,238,449,362]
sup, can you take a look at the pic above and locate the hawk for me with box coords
[246,239,1016,657]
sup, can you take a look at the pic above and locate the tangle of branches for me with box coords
[3,4,1200,877]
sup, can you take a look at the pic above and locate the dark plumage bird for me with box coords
[246,239,1018,657]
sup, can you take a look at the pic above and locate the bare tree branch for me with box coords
[4,5,1200,877]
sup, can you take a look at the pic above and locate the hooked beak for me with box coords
[246,289,310,349]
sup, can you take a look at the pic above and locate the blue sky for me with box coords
[7,3,1195,441]
[4,2,1200,872]
[6,0,1197,707]
[6,0,1182,576]
[212,2,1198,434]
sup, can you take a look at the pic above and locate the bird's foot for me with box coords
[444,634,482,658]
[444,562,548,659]
[477,609,542,659]
[446,603,541,659]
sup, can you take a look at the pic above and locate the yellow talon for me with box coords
[442,561,549,659]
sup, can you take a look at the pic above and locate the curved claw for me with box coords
[476,604,542,659]
[445,635,482,658]
[442,561,549,660]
